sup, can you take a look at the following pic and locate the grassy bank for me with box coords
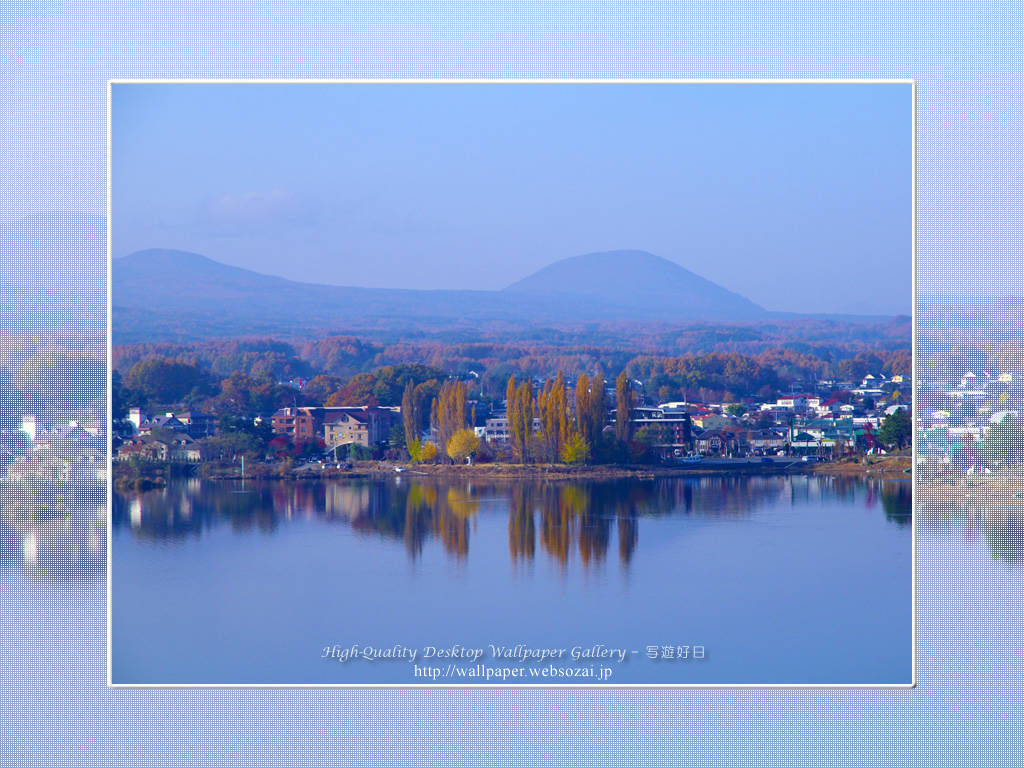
[114,455,913,485]
[813,454,912,475]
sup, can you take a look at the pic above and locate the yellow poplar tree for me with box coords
[447,428,479,463]
[589,369,606,443]
[506,376,533,463]
[433,380,467,453]
[575,373,591,443]
[402,380,420,448]
[539,372,569,463]
[418,441,438,463]
[615,370,633,442]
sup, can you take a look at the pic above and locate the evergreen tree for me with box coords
[877,407,911,449]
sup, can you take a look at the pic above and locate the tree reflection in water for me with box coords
[917,481,1024,566]
[983,508,1024,565]
[112,474,917,568]
[2,480,106,583]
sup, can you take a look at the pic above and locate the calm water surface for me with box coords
[111,474,912,685]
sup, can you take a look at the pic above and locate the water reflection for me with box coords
[113,475,914,568]
[982,508,1024,565]
[880,481,913,527]
[916,475,1024,566]
[0,480,106,583]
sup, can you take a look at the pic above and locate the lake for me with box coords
[110,473,913,686]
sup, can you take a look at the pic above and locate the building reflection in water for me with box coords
[111,474,918,568]
[1,479,106,583]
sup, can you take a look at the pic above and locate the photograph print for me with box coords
[109,82,912,686]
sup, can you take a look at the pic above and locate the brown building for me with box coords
[695,428,738,456]
[271,407,323,442]
[272,406,398,449]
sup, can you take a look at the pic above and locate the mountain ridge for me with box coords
[112,248,896,343]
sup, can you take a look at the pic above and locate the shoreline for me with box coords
[113,456,912,486]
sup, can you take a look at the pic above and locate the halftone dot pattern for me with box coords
[1,2,1021,766]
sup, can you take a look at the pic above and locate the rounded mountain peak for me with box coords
[503,249,766,320]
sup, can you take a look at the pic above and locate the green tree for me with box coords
[633,424,670,461]
[110,369,132,421]
[215,371,293,416]
[389,423,406,451]
[980,414,1024,466]
[209,414,274,457]
[200,430,264,461]
[123,357,210,408]
[349,444,373,461]
[876,407,911,450]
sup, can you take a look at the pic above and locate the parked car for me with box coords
[761,457,775,464]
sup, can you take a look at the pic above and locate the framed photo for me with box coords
[108,81,913,687]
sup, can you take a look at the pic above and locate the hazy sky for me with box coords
[113,82,911,315]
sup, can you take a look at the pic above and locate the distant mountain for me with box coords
[112,248,890,343]
[504,250,768,320]
[114,248,598,343]
[114,248,300,297]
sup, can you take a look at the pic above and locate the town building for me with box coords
[323,408,389,449]
[483,414,542,443]
[116,433,201,462]
[271,405,399,449]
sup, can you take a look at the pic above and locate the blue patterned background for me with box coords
[2,2,1020,766]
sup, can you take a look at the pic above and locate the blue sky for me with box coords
[112,82,911,315]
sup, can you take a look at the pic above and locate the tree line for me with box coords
[403,369,639,466]
[113,340,912,424]
[113,322,911,412]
